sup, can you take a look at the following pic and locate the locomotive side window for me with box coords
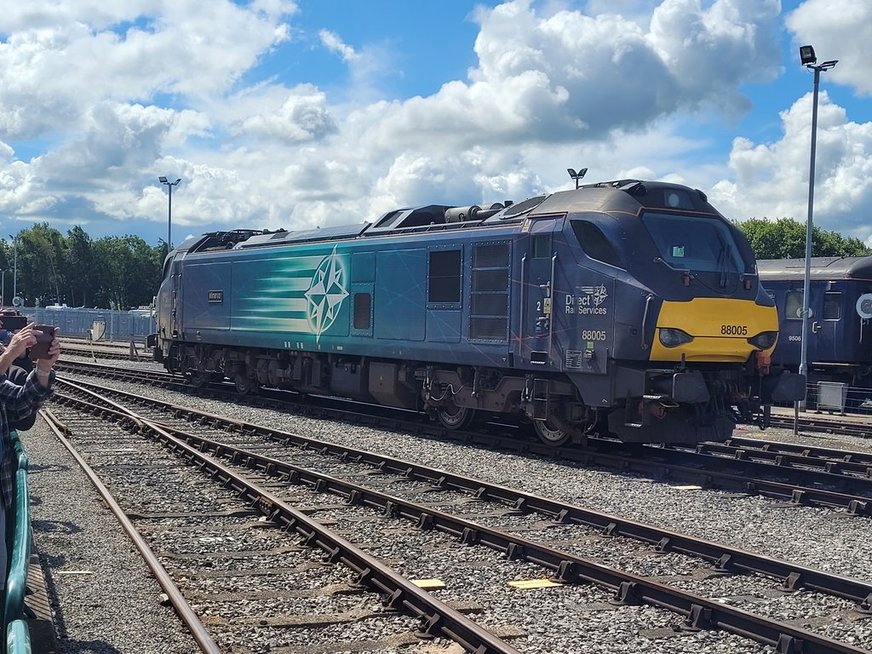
[785,290,803,320]
[428,250,462,304]
[470,242,510,341]
[570,220,622,268]
[824,292,841,320]
[532,235,551,258]
[353,293,372,329]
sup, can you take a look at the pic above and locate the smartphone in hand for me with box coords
[29,325,57,360]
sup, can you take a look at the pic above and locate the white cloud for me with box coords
[319,29,358,62]
[710,92,872,243]
[4,0,870,251]
[0,2,295,138]
[237,85,336,143]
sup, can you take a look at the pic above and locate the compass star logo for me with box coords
[304,246,349,341]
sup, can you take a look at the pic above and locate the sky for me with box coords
[1,0,871,249]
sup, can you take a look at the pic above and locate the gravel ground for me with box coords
[39,358,872,652]
[21,418,200,654]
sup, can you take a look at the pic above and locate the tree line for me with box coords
[0,223,167,309]
[0,217,868,310]
[738,217,870,260]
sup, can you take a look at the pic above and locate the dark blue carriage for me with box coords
[757,256,872,406]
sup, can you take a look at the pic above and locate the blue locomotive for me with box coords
[757,256,872,396]
[149,179,804,446]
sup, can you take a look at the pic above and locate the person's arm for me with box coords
[0,324,36,375]
[3,329,59,421]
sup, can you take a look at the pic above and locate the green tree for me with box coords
[739,217,871,259]
[64,226,97,307]
[12,224,67,306]
[93,236,163,309]
[0,240,12,304]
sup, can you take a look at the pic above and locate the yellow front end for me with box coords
[649,297,779,363]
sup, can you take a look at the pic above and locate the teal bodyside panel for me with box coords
[184,262,231,330]
[374,250,426,341]
[352,251,376,282]
[231,246,351,344]
[426,309,462,343]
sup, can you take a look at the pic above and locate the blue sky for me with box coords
[1,0,871,248]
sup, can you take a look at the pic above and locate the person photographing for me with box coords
[0,322,59,585]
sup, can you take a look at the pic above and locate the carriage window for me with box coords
[785,290,803,320]
[824,292,841,320]
[428,250,462,303]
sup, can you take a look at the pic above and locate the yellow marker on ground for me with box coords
[508,578,563,589]
[412,578,446,590]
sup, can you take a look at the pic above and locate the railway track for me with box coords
[61,339,151,361]
[55,360,872,515]
[769,413,872,439]
[57,357,872,437]
[44,383,521,653]
[44,377,872,653]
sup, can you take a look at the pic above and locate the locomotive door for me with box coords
[519,222,560,367]
[810,289,841,362]
[785,286,838,363]
[170,256,185,338]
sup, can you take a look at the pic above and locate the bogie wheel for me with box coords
[235,373,257,395]
[533,419,570,447]
[436,404,476,430]
[186,371,205,388]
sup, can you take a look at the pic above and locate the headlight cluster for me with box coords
[659,328,694,348]
[747,330,777,350]
[659,328,778,349]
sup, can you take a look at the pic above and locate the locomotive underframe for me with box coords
[159,339,790,445]
[162,341,595,440]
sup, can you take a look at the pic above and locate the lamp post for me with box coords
[9,235,17,302]
[797,46,837,415]
[159,176,182,250]
[794,46,838,432]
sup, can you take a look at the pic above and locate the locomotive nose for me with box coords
[649,297,779,363]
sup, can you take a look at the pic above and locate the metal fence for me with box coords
[804,381,872,415]
[20,307,156,343]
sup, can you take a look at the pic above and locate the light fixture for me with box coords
[567,167,588,189]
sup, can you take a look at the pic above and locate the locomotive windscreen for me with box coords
[642,212,749,275]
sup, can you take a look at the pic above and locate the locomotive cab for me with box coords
[533,180,805,442]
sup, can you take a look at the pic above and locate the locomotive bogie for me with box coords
[151,180,806,445]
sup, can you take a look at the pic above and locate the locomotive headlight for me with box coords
[659,328,694,348]
[747,330,777,350]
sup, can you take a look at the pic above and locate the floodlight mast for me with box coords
[159,176,182,250]
[796,45,837,423]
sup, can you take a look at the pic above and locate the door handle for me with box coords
[811,321,822,334]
